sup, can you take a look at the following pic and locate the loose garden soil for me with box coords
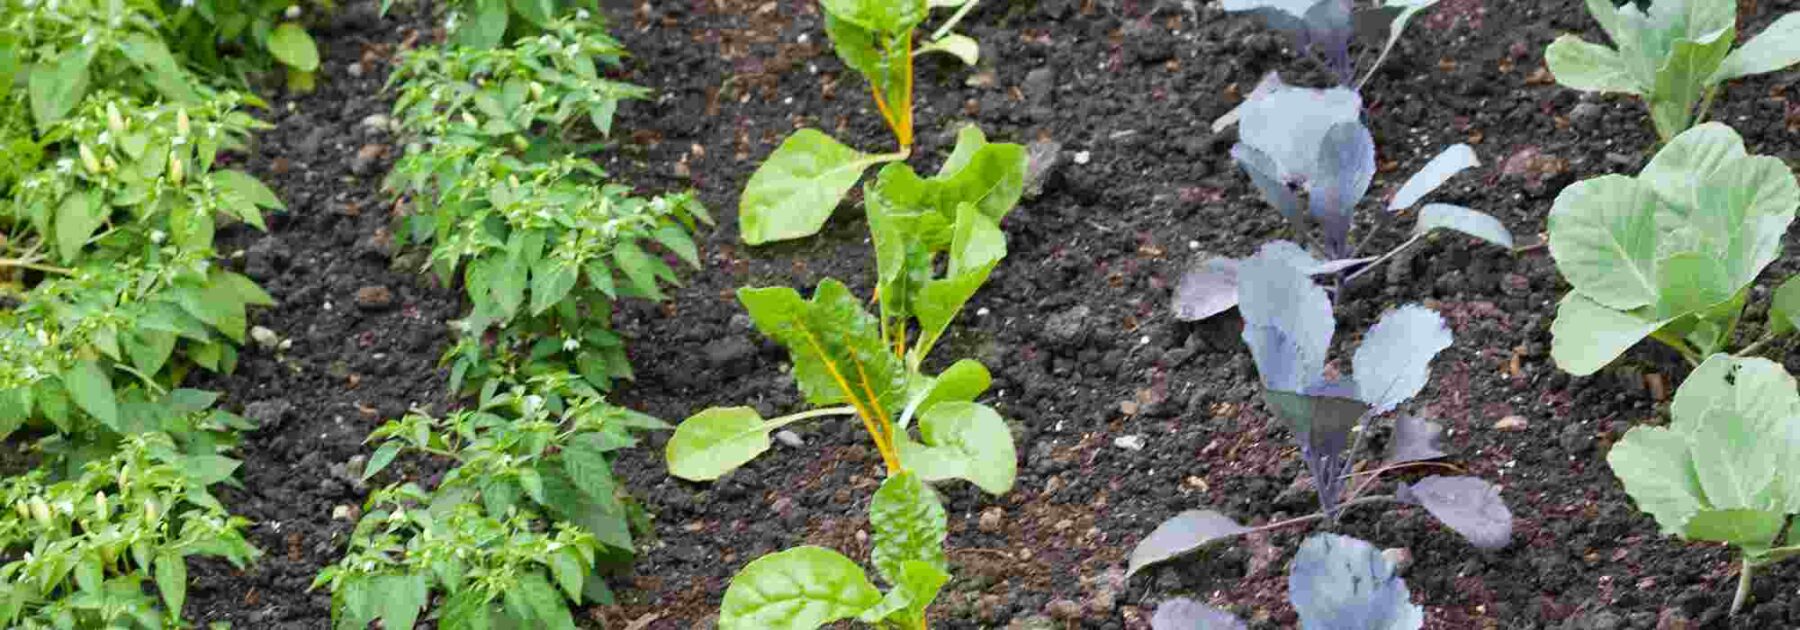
[177,0,1800,628]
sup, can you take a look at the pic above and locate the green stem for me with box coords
[1649,329,1703,367]
[1736,329,1784,358]
[0,257,73,275]
[929,0,979,41]
[1732,555,1754,615]
[764,406,860,432]
[1694,86,1720,128]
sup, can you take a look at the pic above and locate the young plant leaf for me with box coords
[1289,533,1424,630]
[1388,144,1479,211]
[1708,13,1800,84]
[1308,121,1376,258]
[1267,387,1371,516]
[1396,476,1512,549]
[1151,597,1248,630]
[1414,204,1513,249]
[1769,275,1800,335]
[857,560,949,626]
[1237,242,1335,392]
[1351,305,1452,414]
[1385,415,1447,465]
[718,546,882,630]
[1126,510,1251,578]
[1546,35,1644,93]
[1173,257,1241,322]
[64,360,119,430]
[896,401,1016,494]
[739,130,896,245]
[1233,73,1367,244]
[268,23,321,72]
[917,33,980,65]
[665,407,773,481]
[868,472,948,584]
[739,280,907,413]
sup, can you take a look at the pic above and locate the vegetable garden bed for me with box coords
[6,0,1800,628]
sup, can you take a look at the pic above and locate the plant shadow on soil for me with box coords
[181,0,1800,628]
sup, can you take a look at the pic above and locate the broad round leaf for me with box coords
[1351,304,1452,414]
[1545,35,1644,94]
[1126,510,1250,577]
[1238,243,1334,392]
[1397,476,1513,549]
[1151,597,1247,630]
[740,130,884,245]
[1289,533,1423,630]
[898,402,1016,495]
[1232,73,1363,221]
[665,407,771,481]
[719,546,881,630]
[1608,425,1703,535]
[821,0,927,33]
[268,23,320,72]
[1547,175,1661,310]
[1548,293,1665,376]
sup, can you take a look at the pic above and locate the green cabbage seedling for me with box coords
[1609,354,1800,615]
[737,0,985,245]
[668,127,1026,629]
[1547,123,1799,375]
[1546,0,1800,140]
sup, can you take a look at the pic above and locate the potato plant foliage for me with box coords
[1547,123,1799,375]
[666,126,1026,629]
[1547,0,1800,140]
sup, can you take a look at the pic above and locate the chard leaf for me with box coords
[1288,534,1423,630]
[1414,204,1514,249]
[1126,510,1251,578]
[868,472,947,584]
[1151,597,1248,630]
[1708,13,1800,84]
[916,33,979,65]
[896,402,1015,494]
[718,546,882,630]
[665,407,773,481]
[1173,257,1240,322]
[1389,144,1479,211]
[899,359,991,430]
[740,130,896,245]
[1237,242,1335,393]
[1396,476,1513,549]
[1233,73,1365,227]
[739,280,908,413]
[1351,305,1452,414]
[821,0,927,33]
[1385,415,1447,465]
[857,560,948,626]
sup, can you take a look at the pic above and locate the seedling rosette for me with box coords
[1137,243,1513,581]
[1547,0,1800,140]
[1151,533,1423,629]
[1547,123,1800,375]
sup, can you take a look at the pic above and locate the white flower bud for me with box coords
[28,497,50,527]
[284,4,300,18]
[106,102,125,136]
[79,144,101,174]
[168,151,183,184]
[177,108,191,136]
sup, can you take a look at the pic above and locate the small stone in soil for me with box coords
[354,285,394,311]
[979,507,1004,533]
[773,430,804,448]
[250,326,280,350]
[1113,435,1145,451]
[1494,415,1529,431]
[242,399,295,430]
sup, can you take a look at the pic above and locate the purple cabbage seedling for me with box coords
[1175,73,1512,322]
[1151,533,1423,630]
[1135,243,1512,578]
[1220,0,1440,89]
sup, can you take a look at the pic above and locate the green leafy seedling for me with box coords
[1547,123,1799,375]
[1546,0,1800,140]
[737,0,982,245]
[1609,354,1800,615]
[668,127,1025,629]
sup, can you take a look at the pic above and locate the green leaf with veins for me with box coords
[1709,13,1800,84]
[738,280,907,413]
[901,359,991,430]
[718,546,882,630]
[666,407,772,481]
[1547,35,1645,93]
[739,130,897,245]
[858,560,950,626]
[897,401,1015,494]
[869,471,947,584]
[822,0,928,33]
[1608,355,1800,549]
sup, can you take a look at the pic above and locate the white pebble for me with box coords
[1114,435,1146,451]
[1073,150,1091,165]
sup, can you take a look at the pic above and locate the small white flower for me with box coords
[283,4,300,18]
[80,31,93,46]
[150,229,167,244]
[172,135,188,146]
[575,8,589,20]
[55,158,74,173]
[180,0,193,7]
[561,338,580,352]
[97,131,111,145]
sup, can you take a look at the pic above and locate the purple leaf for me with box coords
[1126,510,1251,577]
[1308,121,1376,259]
[1351,305,1452,414]
[1233,73,1365,230]
[1414,203,1514,249]
[1385,415,1447,465]
[1266,387,1370,515]
[1289,533,1424,629]
[1224,1,1357,84]
[1390,144,1480,211]
[1174,257,1241,321]
[1398,476,1513,549]
[1232,143,1303,223]
[1152,598,1248,630]
[1238,243,1334,393]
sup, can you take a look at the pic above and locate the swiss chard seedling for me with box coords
[1174,73,1513,322]
[736,0,984,245]
[1151,533,1423,629]
[1609,354,1800,615]
[1547,123,1799,375]
[1134,242,1512,578]
[666,126,1025,629]
[1546,0,1800,141]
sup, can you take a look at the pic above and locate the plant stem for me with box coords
[0,257,74,275]
[1241,495,1403,537]
[1649,328,1703,367]
[1341,234,1423,285]
[1695,86,1720,128]
[1736,329,1784,358]
[764,406,860,432]
[1733,555,1754,616]
[930,0,979,41]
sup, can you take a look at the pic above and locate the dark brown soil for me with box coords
[181,0,1800,628]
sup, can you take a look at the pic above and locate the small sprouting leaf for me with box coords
[268,23,321,72]
[917,33,979,65]
[1397,476,1512,549]
[718,546,882,630]
[1288,533,1423,630]
[1385,415,1447,465]
[857,560,949,626]
[1414,204,1513,249]
[65,360,119,430]
[868,472,947,584]
[1351,305,1452,414]
[902,359,991,429]
[1708,13,1800,84]
[1126,510,1250,578]
[1150,597,1247,630]
[897,402,1016,495]
[1237,243,1334,393]
[1173,257,1240,321]
[666,407,772,481]
[1389,144,1479,211]
[1769,275,1800,335]
[740,130,896,245]
[1545,35,1644,94]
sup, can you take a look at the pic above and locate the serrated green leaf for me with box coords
[363,442,402,481]
[30,47,93,129]
[740,130,894,245]
[896,401,1015,494]
[869,472,946,584]
[653,225,700,268]
[117,33,200,105]
[268,23,320,72]
[562,433,617,502]
[666,407,772,481]
[719,546,881,630]
[611,240,666,301]
[529,258,579,316]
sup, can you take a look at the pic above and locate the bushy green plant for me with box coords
[1547,0,1800,140]
[0,0,208,129]
[318,378,666,629]
[160,0,325,92]
[0,431,259,627]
